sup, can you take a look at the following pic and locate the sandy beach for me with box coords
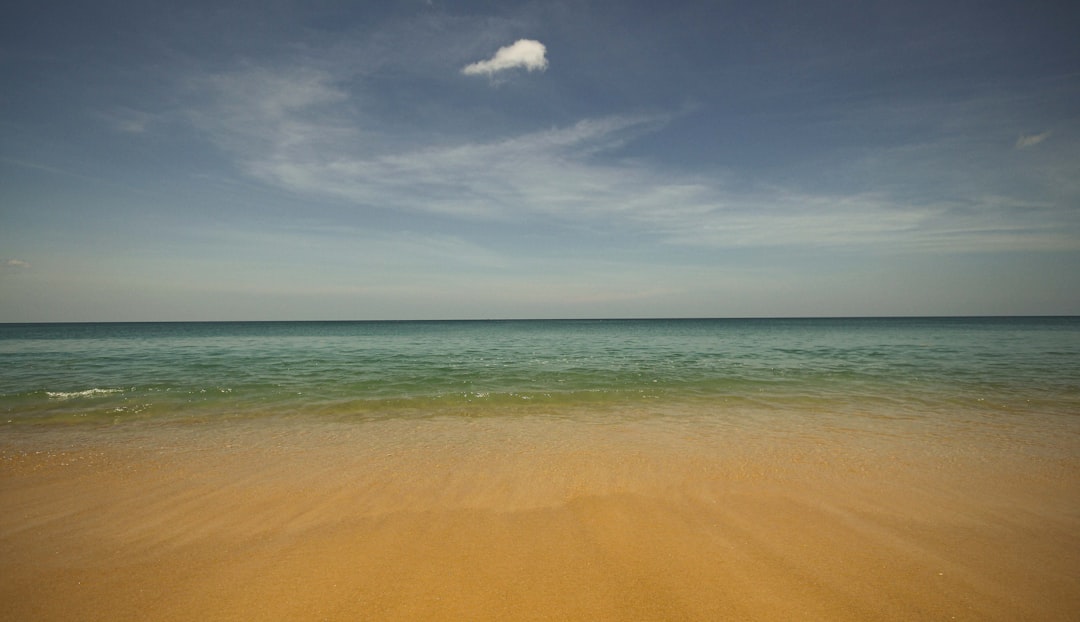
[2,414,1078,621]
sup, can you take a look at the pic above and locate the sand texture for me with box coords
[2,416,1079,621]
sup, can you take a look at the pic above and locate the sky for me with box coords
[1,0,1078,321]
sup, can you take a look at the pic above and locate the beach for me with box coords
[6,0,1078,614]
[3,319,1079,619]
[3,413,1078,621]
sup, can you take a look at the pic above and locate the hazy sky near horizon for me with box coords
[2,0,1078,321]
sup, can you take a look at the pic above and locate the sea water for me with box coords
[2,318,1079,442]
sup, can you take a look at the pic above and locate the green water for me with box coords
[2,318,1079,428]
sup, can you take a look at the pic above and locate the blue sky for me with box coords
[2,0,1078,321]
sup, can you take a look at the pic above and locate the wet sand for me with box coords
[2,414,1079,620]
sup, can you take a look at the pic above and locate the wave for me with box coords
[46,388,123,400]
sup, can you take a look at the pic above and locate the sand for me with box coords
[2,414,1079,621]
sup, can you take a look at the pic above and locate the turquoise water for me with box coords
[2,318,1079,428]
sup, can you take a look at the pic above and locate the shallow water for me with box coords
[3,318,1078,429]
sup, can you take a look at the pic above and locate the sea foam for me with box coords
[46,388,123,400]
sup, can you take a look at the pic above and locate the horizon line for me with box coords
[2,314,1078,325]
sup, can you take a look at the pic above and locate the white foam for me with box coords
[46,388,123,400]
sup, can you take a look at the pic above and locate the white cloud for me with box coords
[186,65,357,177]
[1015,131,1051,149]
[244,112,669,220]
[462,39,548,77]
[191,66,347,129]
[4,259,31,270]
[184,61,1080,258]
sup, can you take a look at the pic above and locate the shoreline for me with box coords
[3,415,1079,620]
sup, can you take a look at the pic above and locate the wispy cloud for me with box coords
[651,191,1080,253]
[4,259,31,270]
[462,39,548,77]
[250,113,668,220]
[1015,130,1051,149]
[180,55,1080,260]
[187,63,663,218]
[100,107,156,134]
[186,65,350,154]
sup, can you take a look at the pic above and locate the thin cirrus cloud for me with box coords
[187,61,668,220]
[3,259,31,273]
[178,57,1080,258]
[461,39,549,77]
[1015,131,1051,149]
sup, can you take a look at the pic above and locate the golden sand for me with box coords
[2,415,1078,621]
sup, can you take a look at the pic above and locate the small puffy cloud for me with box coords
[462,39,548,77]
[1015,131,1051,149]
[4,259,30,270]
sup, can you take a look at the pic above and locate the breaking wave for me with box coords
[46,388,123,400]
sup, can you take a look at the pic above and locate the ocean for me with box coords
[2,317,1078,438]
